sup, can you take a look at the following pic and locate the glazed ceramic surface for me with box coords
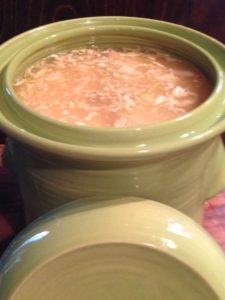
[1,197,225,300]
[1,17,225,222]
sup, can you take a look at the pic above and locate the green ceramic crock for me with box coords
[1,17,225,222]
[1,197,225,299]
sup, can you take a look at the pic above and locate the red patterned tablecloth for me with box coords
[0,144,225,256]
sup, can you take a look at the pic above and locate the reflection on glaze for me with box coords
[160,237,177,249]
[167,223,192,239]
[179,130,196,139]
[136,143,147,148]
[11,231,49,256]
[192,133,204,140]
[215,73,223,94]
[180,133,190,138]
[175,113,192,121]
[2,255,23,275]
[139,149,149,153]
[1,231,50,275]
[19,231,49,249]
[190,128,215,141]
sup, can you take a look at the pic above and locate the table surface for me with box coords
[1,144,225,256]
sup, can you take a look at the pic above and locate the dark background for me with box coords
[0,0,225,44]
[0,0,225,142]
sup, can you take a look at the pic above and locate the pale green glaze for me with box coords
[1,17,225,221]
[5,137,225,222]
[1,198,225,299]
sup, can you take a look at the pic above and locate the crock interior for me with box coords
[11,28,217,82]
[3,25,220,147]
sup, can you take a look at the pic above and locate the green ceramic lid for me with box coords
[1,197,225,299]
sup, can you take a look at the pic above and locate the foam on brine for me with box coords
[13,46,212,127]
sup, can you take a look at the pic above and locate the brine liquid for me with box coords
[13,46,212,127]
